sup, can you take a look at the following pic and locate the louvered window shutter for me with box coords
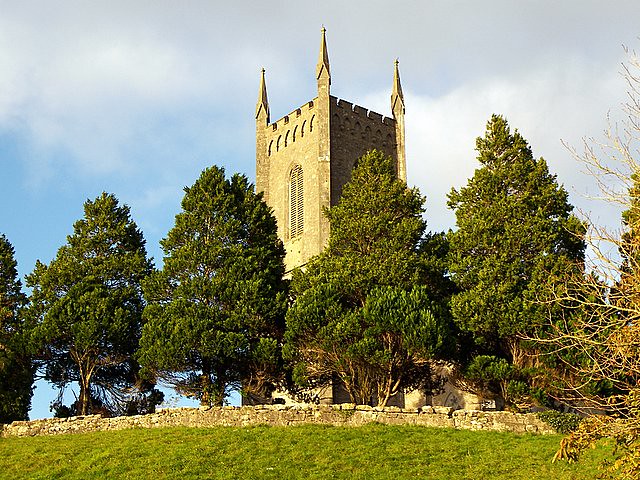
[290,165,304,238]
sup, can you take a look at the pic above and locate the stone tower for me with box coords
[256,28,406,273]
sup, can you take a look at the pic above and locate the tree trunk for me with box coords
[78,373,92,415]
[71,350,93,416]
[377,376,395,407]
[199,371,226,407]
[210,380,226,407]
[200,373,213,407]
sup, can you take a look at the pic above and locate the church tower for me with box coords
[256,29,406,273]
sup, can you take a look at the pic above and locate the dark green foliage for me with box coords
[463,355,539,410]
[138,166,287,406]
[0,234,33,423]
[321,150,428,303]
[447,115,585,369]
[285,150,453,405]
[537,410,582,434]
[26,193,154,416]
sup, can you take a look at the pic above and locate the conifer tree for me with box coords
[26,193,154,416]
[0,234,33,422]
[447,115,585,375]
[284,150,452,406]
[138,166,287,406]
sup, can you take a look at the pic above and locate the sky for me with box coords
[1,0,639,419]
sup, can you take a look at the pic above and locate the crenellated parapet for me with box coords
[330,97,396,148]
[269,100,315,131]
[264,100,318,157]
[262,96,399,159]
[333,98,395,125]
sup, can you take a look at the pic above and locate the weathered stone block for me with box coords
[355,405,374,411]
[432,406,454,416]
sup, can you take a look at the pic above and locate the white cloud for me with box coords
[401,56,628,232]
[1,0,636,187]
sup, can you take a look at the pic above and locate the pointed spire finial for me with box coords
[256,67,270,122]
[316,26,331,83]
[391,58,404,114]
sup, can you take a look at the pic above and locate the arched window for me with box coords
[301,121,306,138]
[344,117,351,134]
[289,165,304,238]
[385,133,393,147]
[285,131,289,147]
[309,115,315,132]
[277,135,282,152]
[268,140,273,156]
[292,126,297,142]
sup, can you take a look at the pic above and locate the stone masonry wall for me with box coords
[0,404,555,438]
[328,96,397,208]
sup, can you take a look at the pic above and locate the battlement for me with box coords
[332,96,394,126]
[270,100,315,131]
[263,91,395,133]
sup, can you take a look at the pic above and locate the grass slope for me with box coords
[0,424,605,479]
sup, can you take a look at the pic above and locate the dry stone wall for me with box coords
[0,404,555,438]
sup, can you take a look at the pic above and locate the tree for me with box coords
[447,115,585,369]
[545,50,640,478]
[284,150,453,406]
[138,166,287,407]
[0,234,34,422]
[26,193,155,416]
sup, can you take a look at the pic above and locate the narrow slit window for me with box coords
[289,165,304,238]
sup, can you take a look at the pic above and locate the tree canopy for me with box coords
[447,115,585,367]
[26,193,154,416]
[284,150,453,406]
[0,234,33,422]
[138,166,287,406]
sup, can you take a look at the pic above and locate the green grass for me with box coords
[0,424,607,479]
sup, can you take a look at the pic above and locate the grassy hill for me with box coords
[0,424,606,479]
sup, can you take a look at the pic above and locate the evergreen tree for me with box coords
[284,150,452,406]
[26,193,154,416]
[0,234,33,422]
[138,166,287,406]
[447,115,585,371]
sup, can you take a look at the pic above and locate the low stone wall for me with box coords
[0,404,556,438]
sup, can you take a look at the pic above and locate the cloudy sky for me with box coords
[2,1,639,418]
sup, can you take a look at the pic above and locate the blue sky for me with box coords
[2,0,639,418]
